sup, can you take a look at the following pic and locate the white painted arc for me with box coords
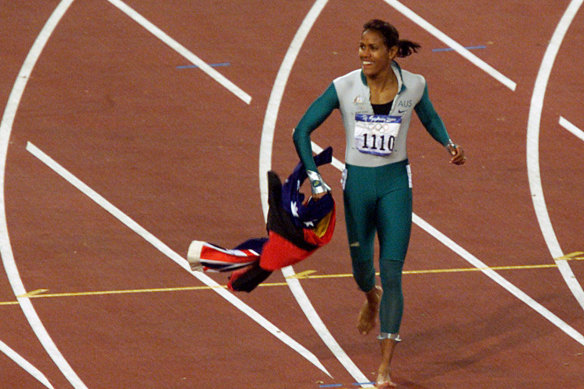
[526,0,584,312]
[258,0,375,386]
[0,0,88,387]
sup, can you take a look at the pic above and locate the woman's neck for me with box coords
[367,68,398,105]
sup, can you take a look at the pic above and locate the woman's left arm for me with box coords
[414,83,466,165]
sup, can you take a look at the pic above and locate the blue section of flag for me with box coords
[281,146,334,229]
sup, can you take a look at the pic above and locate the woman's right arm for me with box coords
[292,83,339,193]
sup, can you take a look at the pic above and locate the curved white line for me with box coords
[258,0,373,386]
[0,339,54,388]
[0,1,88,387]
[526,0,584,311]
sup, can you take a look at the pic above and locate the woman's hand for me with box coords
[447,143,466,165]
[307,170,331,197]
[311,191,329,200]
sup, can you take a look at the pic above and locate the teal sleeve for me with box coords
[292,83,339,172]
[414,83,451,146]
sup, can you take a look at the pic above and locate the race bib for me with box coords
[354,114,401,156]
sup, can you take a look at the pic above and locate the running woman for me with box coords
[292,19,466,388]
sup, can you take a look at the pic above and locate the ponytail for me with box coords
[396,39,421,57]
[363,19,421,57]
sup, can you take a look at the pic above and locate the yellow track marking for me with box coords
[16,289,49,298]
[555,251,584,261]
[0,258,581,306]
[286,270,317,279]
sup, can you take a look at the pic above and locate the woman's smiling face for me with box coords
[359,29,398,78]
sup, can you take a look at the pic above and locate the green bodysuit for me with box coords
[293,62,451,336]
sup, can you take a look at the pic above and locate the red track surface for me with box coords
[1,1,583,388]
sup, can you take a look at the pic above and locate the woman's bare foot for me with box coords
[357,285,382,335]
[375,337,399,387]
[375,371,397,388]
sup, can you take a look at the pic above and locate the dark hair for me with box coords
[363,19,421,57]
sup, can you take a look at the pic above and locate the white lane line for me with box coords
[0,339,54,389]
[526,0,584,312]
[413,214,584,346]
[25,142,330,377]
[259,0,375,386]
[106,0,252,104]
[0,0,88,387]
[383,0,517,91]
[310,141,584,346]
[559,116,584,142]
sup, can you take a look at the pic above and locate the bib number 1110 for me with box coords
[362,133,395,152]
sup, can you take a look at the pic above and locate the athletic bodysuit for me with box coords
[293,61,451,337]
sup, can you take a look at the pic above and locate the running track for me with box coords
[0,1,583,388]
